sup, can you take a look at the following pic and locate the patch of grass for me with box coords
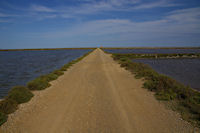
[60,63,73,71]
[0,112,7,126]
[52,70,64,76]
[0,99,18,114]
[143,80,156,91]
[110,52,200,127]
[7,86,33,104]
[40,73,59,82]
[155,90,177,101]
[27,78,50,90]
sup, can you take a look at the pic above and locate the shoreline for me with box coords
[112,53,200,59]
[106,50,200,128]
[108,52,200,92]
[1,47,200,51]
[0,47,96,51]
[0,49,94,126]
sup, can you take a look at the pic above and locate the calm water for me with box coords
[133,58,200,91]
[104,48,200,54]
[0,49,91,98]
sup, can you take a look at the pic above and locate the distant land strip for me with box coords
[108,53,200,59]
[0,47,96,51]
[101,47,200,49]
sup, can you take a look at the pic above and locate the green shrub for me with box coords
[70,60,77,64]
[191,93,200,104]
[27,78,50,90]
[40,73,58,82]
[180,100,200,114]
[60,67,67,71]
[0,112,7,126]
[143,80,156,91]
[120,60,133,68]
[0,99,18,114]
[119,57,129,62]
[7,86,33,104]
[60,63,73,71]
[155,90,177,101]
[52,70,64,76]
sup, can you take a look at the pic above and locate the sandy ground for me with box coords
[0,48,198,133]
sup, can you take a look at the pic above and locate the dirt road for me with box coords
[0,49,196,133]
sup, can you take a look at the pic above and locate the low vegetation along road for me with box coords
[0,49,196,133]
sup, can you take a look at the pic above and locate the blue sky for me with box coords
[0,0,200,48]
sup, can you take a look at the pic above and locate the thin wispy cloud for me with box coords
[0,0,183,21]
[0,13,12,23]
[105,0,140,6]
[0,13,7,17]
[133,0,180,9]
[58,0,178,16]
[0,19,10,23]
[0,12,18,17]
[30,4,56,12]
[37,7,200,38]
[167,7,200,23]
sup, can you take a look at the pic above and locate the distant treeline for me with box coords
[101,47,200,49]
[111,53,200,59]
[0,47,96,51]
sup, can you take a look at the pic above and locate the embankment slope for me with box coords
[0,49,196,133]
